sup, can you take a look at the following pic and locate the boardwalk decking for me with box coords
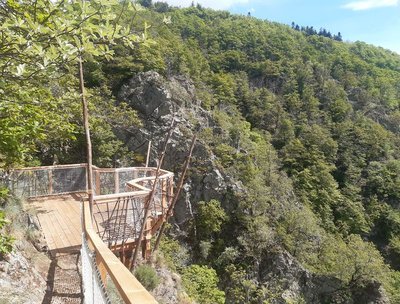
[26,194,83,256]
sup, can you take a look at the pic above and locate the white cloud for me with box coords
[342,0,399,10]
[160,0,249,10]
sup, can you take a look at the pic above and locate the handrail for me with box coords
[83,199,157,304]
[93,191,149,201]
[11,163,88,171]
[125,172,173,192]
[92,170,173,198]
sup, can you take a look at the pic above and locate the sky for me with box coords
[161,0,400,54]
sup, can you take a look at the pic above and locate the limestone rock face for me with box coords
[119,71,175,119]
[152,267,182,304]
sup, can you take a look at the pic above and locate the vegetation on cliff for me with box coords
[2,0,400,302]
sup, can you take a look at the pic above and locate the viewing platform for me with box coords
[6,163,174,304]
[26,193,83,256]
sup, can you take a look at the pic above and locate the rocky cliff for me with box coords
[118,71,234,224]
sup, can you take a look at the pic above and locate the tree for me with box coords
[195,199,227,240]
[182,265,225,304]
[0,0,146,168]
[334,32,343,41]
[138,0,153,8]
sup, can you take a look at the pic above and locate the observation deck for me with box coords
[6,163,174,304]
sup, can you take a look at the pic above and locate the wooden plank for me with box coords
[48,198,81,247]
[47,208,69,250]
[37,197,75,251]
[61,200,82,245]
[53,206,79,248]
[37,212,56,250]
[13,163,87,171]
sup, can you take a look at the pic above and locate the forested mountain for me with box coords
[1,1,400,303]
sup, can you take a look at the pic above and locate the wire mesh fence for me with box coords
[3,165,166,198]
[5,164,87,198]
[91,170,174,247]
[81,233,110,304]
[93,167,157,195]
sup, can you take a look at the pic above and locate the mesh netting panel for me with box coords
[10,170,50,197]
[127,196,146,239]
[118,170,137,193]
[81,234,110,304]
[137,170,148,178]
[52,167,86,194]
[93,195,146,244]
[150,179,163,216]
[6,166,87,198]
[99,172,115,195]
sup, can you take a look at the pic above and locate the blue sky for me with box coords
[162,0,400,54]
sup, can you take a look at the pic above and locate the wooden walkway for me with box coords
[26,194,83,256]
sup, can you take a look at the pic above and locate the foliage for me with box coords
[134,264,160,291]
[224,265,268,304]
[181,264,225,304]
[0,0,145,168]
[3,1,400,301]
[132,5,400,300]
[0,211,14,257]
[157,236,189,271]
[195,199,227,240]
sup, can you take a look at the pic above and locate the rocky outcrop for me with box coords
[259,250,390,304]
[118,71,237,224]
[0,242,47,304]
[152,266,187,304]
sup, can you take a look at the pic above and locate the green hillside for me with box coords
[1,1,400,302]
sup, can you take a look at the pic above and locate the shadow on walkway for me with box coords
[42,253,83,304]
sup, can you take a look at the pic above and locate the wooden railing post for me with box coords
[115,171,119,194]
[48,170,53,195]
[161,179,166,211]
[142,218,152,260]
[96,254,107,285]
[95,170,100,195]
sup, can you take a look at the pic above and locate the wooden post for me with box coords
[129,121,175,270]
[145,140,152,167]
[95,170,100,195]
[142,218,152,260]
[161,179,166,211]
[79,56,94,207]
[115,171,120,194]
[153,135,196,253]
[48,170,53,195]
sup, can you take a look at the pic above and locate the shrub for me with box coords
[158,236,189,271]
[0,210,13,258]
[182,264,225,304]
[134,264,160,291]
